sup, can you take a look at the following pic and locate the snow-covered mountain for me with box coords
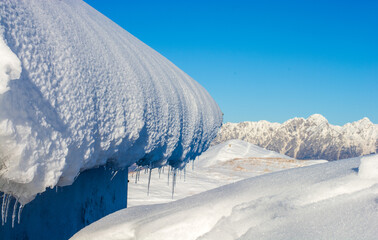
[213,114,378,160]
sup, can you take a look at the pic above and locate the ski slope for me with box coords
[72,153,378,240]
[0,0,222,205]
[128,139,326,207]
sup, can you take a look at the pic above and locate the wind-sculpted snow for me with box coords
[72,155,378,240]
[0,0,222,205]
[213,114,377,160]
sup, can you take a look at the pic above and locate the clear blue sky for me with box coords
[86,0,378,125]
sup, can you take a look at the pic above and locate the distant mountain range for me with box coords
[212,114,378,160]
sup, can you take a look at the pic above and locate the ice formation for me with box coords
[0,0,222,205]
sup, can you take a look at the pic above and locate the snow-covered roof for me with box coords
[0,0,222,204]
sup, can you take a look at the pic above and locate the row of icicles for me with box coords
[130,158,197,199]
[0,157,198,228]
[0,193,23,228]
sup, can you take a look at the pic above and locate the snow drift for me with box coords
[0,0,222,205]
[72,155,378,240]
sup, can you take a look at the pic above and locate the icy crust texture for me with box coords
[0,0,222,204]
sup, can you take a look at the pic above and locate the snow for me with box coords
[358,154,378,180]
[197,139,292,167]
[0,0,222,205]
[127,139,325,207]
[0,34,21,94]
[71,154,378,240]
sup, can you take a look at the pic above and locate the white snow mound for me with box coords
[0,0,222,204]
[198,139,292,167]
[359,154,378,180]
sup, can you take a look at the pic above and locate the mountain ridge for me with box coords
[212,114,377,160]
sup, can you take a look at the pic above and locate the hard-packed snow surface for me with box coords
[127,139,325,207]
[213,114,378,160]
[0,0,222,205]
[72,154,378,240]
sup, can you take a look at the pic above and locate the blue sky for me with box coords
[87,0,378,125]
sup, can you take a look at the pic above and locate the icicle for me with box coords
[12,199,18,228]
[180,169,182,180]
[111,170,118,181]
[162,166,165,174]
[17,204,23,224]
[192,158,195,171]
[172,168,177,199]
[4,194,11,224]
[167,166,170,186]
[135,167,139,184]
[1,193,7,226]
[184,167,186,182]
[147,167,152,196]
[158,167,161,179]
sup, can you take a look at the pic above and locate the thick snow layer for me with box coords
[128,139,325,207]
[72,155,378,240]
[0,0,222,204]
